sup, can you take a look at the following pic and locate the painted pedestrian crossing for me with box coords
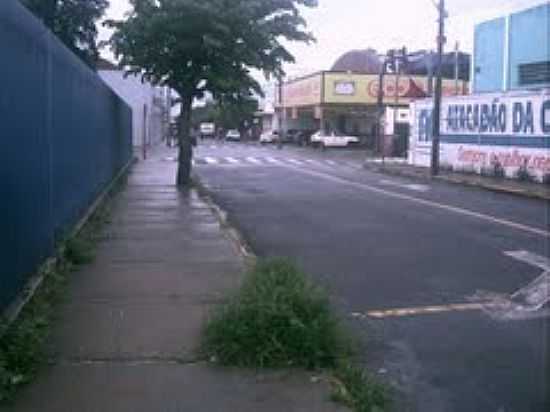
[192,156,356,168]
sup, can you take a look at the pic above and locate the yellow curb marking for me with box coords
[362,302,503,319]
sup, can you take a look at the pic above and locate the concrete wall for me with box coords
[409,90,550,182]
[0,0,132,310]
[473,3,550,93]
[99,71,167,148]
[473,18,506,93]
[509,4,550,90]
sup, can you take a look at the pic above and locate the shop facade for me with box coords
[276,71,468,153]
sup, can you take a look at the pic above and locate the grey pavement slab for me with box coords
[6,146,346,412]
[7,363,345,412]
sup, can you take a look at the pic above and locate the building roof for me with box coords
[331,48,471,81]
[331,49,382,74]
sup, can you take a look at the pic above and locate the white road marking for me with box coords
[505,250,550,311]
[225,157,240,164]
[325,160,337,166]
[305,159,320,165]
[245,156,261,164]
[380,179,431,192]
[281,165,549,238]
[504,250,550,271]
[204,156,219,164]
[266,157,282,164]
[287,158,304,166]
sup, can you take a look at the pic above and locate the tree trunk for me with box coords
[176,94,193,187]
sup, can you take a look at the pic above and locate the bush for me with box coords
[0,268,66,402]
[202,259,348,369]
[64,237,94,265]
[332,362,390,412]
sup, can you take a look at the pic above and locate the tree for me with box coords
[21,0,108,67]
[107,0,316,186]
[215,96,259,132]
[192,97,259,132]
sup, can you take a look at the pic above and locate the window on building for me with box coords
[518,61,550,86]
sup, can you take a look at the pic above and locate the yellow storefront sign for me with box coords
[280,71,469,108]
[323,72,468,105]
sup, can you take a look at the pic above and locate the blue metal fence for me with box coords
[0,0,133,310]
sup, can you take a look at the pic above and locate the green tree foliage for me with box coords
[20,0,108,67]
[192,97,259,131]
[107,0,316,185]
[216,96,259,131]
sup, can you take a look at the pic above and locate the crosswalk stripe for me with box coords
[325,160,337,166]
[225,157,239,164]
[246,157,261,164]
[204,156,219,164]
[266,157,282,164]
[287,159,304,165]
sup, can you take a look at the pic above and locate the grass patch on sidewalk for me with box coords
[0,174,126,403]
[0,261,68,403]
[202,258,389,411]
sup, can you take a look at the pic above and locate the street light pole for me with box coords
[376,55,386,159]
[431,0,446,176]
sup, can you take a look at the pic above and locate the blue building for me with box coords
[473,2,549,93]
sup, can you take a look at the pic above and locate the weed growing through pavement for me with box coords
[202,258,390,411]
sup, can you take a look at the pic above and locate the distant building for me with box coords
[273,47,470,155]
[97,59,170,156]
[473,3,549,93]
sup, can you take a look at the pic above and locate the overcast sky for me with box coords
[99,0,548,78]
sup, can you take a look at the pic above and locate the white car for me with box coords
[259,130,278,144]
[310,131,360,148]
[225,129,241,141]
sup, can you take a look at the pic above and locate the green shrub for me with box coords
[332,362,389,412]
[0,268,66,402]
[64,237,94,265]
[203,259,347,369]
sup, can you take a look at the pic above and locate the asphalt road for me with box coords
[187,140,549,412]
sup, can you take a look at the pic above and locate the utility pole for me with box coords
[277,77,284,150]
[431,0,446,176]
[376,54,387,159]
[454,41,460,95]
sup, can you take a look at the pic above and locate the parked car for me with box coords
[199,122,216,139]
[310,131,360,149]
[225,129,241,141]
[284,129,301,143]
[260,130,278,144]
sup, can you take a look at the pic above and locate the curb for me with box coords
[191,175,257,268]
[363,163,550,201]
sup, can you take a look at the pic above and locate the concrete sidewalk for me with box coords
[6,146,345,412]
